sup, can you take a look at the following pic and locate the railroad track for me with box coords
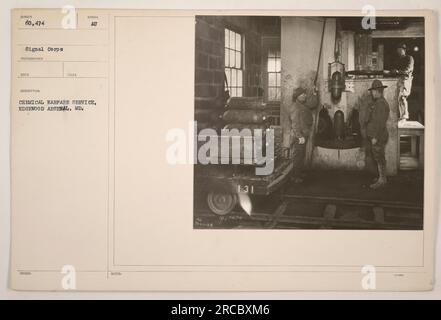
[194,194,423,230]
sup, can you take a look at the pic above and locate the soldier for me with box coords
[289,86,318,183]
[365,80,390,189]
[392,43,414,124]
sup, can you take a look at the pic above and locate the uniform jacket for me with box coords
[290,94,318,139]
[395,54,414,79]
[365,96,390,143]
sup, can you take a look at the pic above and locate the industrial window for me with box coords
[267,49,281,101]
[224,28,243,97]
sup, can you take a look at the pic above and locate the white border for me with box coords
[1,0,440,299]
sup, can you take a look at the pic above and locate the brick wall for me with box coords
[194,16,268,106]
[243,23,263,97]
[195,16,225,108]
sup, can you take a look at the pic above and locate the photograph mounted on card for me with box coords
[9,9,436,291]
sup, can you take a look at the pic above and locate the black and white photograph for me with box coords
[3,2,439,296]
[193,15,425,230]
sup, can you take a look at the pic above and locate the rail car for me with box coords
[194,97,292,215]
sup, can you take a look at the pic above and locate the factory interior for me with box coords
[193,16,424,229]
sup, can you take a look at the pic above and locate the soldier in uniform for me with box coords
[392,43,414,124]
[365,80,390,189]
[289,86,319,183]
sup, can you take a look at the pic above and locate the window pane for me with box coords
[225,29,229,48]
[268,58,275,72]
[276,88,281,100]
[268,73,276,87]
[237,87,243,97]
[236,33,241,51]
[275,58,281,72]
[230,30,235,49]
[268,88,275,100]
[236,51,241,68]
[237,70,242,87]
[276,73,281,86]
[231,87,237,97]
[229,49,236,68]
[228,49,234,67]
[225,48,229,67]
[268,49,275,58]
[231,68,237,87]
[225,68,231,87]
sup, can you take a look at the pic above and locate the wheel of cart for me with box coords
[199,160,293,216]
[207,189,238,215]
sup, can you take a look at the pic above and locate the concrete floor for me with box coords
[194,168,424,229]
[283,169,424,205]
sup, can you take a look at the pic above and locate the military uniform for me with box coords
[365,96,390,168]
[289,92,318,179]
[396,52,414,120]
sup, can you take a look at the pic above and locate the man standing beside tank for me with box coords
[365,80,390,189]
[288,86,319,184]
[392,43,414,124]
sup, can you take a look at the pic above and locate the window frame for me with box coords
[224,27,244,97]
[261,37,281,103]
[266,48,281,102]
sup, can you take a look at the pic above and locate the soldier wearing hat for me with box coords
[288,86,319,183]
[392,43,414,123]
[365,79,390,189]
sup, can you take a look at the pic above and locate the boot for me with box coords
[370,164,387,189]
[398,118,407,126]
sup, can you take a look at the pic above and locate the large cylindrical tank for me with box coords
[333,110,345,140]
[330,71,344,102]
[195,108,223,122]
[317,106,334,140]
[350,109,361,137]
[227,97,265,109]
[222,109,267,124]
